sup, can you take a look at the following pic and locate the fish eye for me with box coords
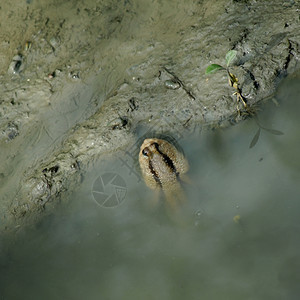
[142,148,149,156]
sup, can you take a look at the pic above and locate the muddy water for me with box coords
[1,72,299,299]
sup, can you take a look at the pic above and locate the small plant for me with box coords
[205,50,247,113]
[206,50,284,148]
[249,117,284,148]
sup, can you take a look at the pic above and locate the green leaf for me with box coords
[262,128,284,135]
[205,64,225,74]
[249,128,261,149]
[225,50,237,66]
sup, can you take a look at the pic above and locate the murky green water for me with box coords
[1,73,299,299]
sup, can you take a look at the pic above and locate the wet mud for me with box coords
[0,0,299,233]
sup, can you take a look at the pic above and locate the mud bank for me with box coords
[0,0,299,233]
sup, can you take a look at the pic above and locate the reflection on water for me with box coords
[1,74,300,299]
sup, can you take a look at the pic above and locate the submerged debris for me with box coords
[8,55,23,74]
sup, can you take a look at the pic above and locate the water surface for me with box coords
[1,72,300,299]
